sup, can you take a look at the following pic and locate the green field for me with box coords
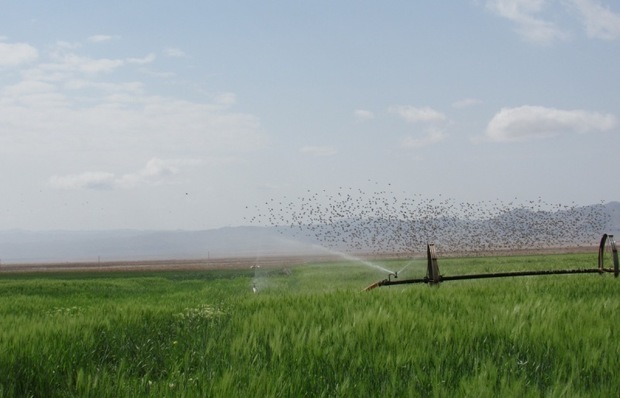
[1,253,619,397]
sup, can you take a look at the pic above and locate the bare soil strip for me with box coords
[0,246,596,274]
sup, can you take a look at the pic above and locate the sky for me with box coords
[0,0,619,231]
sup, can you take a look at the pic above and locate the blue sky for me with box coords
[0,0,619,230]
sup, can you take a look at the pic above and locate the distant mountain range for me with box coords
[1,202,619,264]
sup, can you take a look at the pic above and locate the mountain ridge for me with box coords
[1,202,618,264]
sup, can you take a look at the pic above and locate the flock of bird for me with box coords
[245,184,609,256]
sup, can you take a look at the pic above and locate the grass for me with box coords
[0,252,619,397]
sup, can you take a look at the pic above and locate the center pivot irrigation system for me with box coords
[364,234,619,291]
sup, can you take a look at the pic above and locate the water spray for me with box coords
[309,244,396,275]
[395,260,415,277]
[251,264,260,293]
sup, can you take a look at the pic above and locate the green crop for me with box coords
[0,253,618,397]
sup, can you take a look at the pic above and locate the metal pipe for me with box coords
[369,268,613,289]
[364,234,619,291]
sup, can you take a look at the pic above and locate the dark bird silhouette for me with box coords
[245,183,608,256]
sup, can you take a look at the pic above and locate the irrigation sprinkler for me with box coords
[251,264,260,293]
[364,234,619,291]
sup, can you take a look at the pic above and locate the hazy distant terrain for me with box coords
[1,202,618,264]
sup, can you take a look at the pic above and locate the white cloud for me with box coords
[127,54,156,65]
[390,105,448,149]
[215,92,237,106]
[164,47,186,57]
[485,105,617,142]
[389,105,446,123]
[138,69,177,79]
[0,44,264,155]
[0,41,39,66]
[452,98,482,109]
[2,80,56,97]
[353,109,375,121]
[485,0,568,44]
[115,158,192,188]
[300,145,338,157]
[49,172,117,190]
[50,158,200,190]
[401,129,446,149]
[37,43,154,75]
[0,93,264,154]
[53,40,81,51]
[63,79,144,94]
[1,79,68,108]
[87,35,120,43]
[44,52,125,74]
[571,0,620,40]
